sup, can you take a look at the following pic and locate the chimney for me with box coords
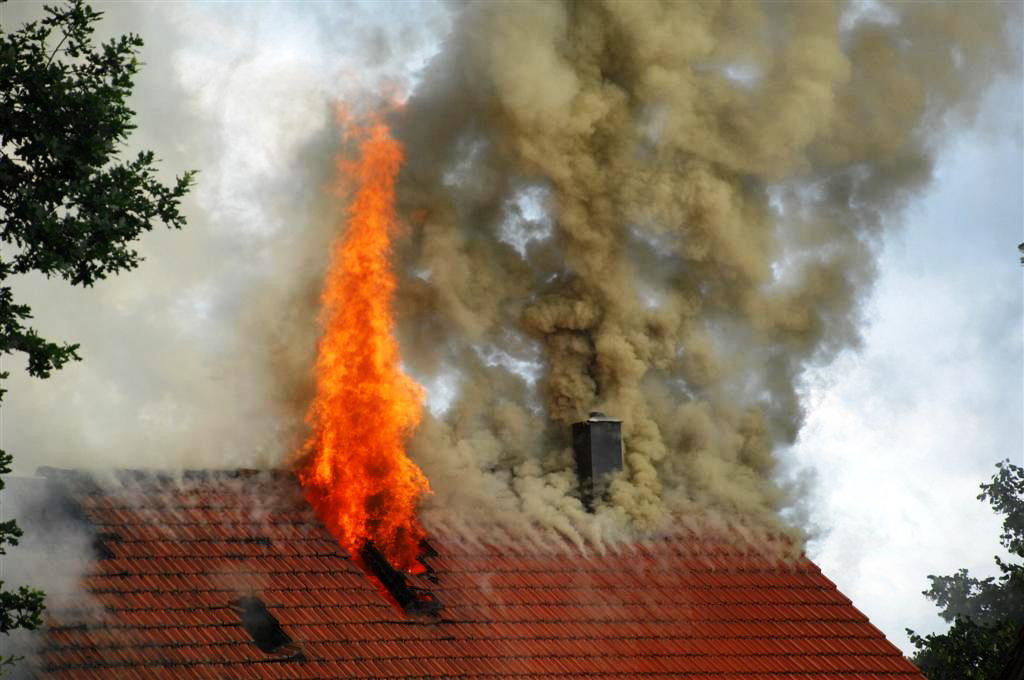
[572,411,623,510]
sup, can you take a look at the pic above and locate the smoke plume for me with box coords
[390,0,1019,544]
[0,1,1018,550]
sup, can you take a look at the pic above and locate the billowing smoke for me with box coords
[390,0,1019,544]
[1,1,1018,551]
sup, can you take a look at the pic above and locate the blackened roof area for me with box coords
[30,468,923,679]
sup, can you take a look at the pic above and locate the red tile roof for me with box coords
[34,469,923,678]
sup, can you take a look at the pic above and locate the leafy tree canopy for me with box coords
[0,0,194,669]
[0,0,194,393]
[0,451,44,671]
[908,460,1024,679]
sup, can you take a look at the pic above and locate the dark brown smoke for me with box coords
[389,0,1018,545]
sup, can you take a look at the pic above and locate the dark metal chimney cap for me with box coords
[587,411,620,423]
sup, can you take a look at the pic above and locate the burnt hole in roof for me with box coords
[419,538,439,557]
[359,541,442,618]
[418,539,440,584]
[229,596,303,661]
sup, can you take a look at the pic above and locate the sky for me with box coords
[793,75,1024,651]
[1,0,1021,657]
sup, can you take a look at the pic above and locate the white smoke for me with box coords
[1,1,448,474]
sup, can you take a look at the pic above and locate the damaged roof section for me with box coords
[31,468,923,678]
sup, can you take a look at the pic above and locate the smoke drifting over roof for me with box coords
[1,2,1018,548]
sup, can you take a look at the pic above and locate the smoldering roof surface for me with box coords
[29,468,922,679]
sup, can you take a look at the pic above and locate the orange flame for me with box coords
[297,116,428,573]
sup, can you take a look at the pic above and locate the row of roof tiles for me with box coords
[43,648,921,676]
[69,600,871,626]
[44,634,907,659]
[83,585,852,609]
[50,619,893,644]
[76,555,831,587]
[79,570,841,596]
[47,671,920,680]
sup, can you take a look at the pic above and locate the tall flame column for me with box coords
[298,118,428,573]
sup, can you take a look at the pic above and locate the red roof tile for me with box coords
[32,469,923,678]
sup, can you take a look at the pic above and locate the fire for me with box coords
[297,116,429,573]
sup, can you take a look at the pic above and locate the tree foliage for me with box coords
[0,451,45,673]
[908,460,1024,679]
[0,0,194,669]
